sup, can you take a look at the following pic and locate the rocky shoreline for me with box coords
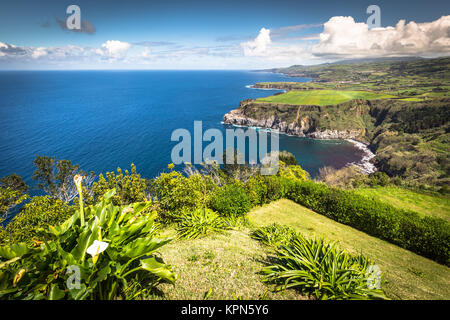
[223,107,377,174]
[223,108,363,140]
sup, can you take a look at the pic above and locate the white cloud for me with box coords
[241,28,272,56]
[140,47,151,58]
[31,47,48,59]
[1,15,449,69]
[313,15,450,58]
[97,40,131,59]
[241,15,450,64]
[240,27,315,65]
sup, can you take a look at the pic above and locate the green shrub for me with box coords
[278,163,310,181]
[285,180,450,265]
[176,208,228,239]
[0,189,176,300]
[262,233,387,300]
[152,170,216,220]
[245,175,292,206]
[279,151,298,166]
[93,164,148,205]
[251,223,297,247]
[0,196,73,246]
[368,172,390,186]
[209,183,253,217]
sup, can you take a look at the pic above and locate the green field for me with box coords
[248,199,450,300]
[153,228,304,300]
[256,89,397,106]
[353,186,450,222]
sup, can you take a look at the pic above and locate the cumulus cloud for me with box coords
[240,28,314,63]
[31,47,48,59]
[241,15,450,63]
[241,28,272,56]
[0,42,99,65]
[312,15,450,58]
[96,40,131,59]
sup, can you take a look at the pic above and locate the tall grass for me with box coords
[176,208,228,239]
[254,225,387,300]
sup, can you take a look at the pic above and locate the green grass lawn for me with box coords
[248,199,450,300]
[352,186,450,222]
[153,228,306,300]
[256,89,396,106]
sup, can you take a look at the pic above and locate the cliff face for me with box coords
[223,99,364,140]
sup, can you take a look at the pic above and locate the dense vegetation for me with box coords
[0,152,448,299]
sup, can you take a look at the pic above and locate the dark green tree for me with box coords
[32,155,95,203]
[0,174,29,222]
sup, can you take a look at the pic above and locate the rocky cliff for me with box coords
[223,99,364,140]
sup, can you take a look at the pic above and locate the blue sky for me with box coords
[0,0,449,69]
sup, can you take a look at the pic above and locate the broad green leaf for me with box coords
[0,243,29,260]
[90,264,111,286]
[71,217,100,262]
[48,284,65,300]
[121,237,172,259]
[68,283,90,300]
[49,211,79,237]
[140,257,177,283]
[102,189,116,201]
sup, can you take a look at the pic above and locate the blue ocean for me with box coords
[0,70,364,190]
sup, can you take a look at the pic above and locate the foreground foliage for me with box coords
[0,189,176,300]
[261,230,387,300]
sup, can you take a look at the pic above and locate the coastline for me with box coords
[222,121,377,175]
[219,83,379,175]
[345,139,377,174]
[245,84,287,93]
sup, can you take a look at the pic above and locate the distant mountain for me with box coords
[258,56,426,73]
[330,56,424,65]
[259,56,450,80]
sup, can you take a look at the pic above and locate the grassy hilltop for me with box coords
[257,89,396,105]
